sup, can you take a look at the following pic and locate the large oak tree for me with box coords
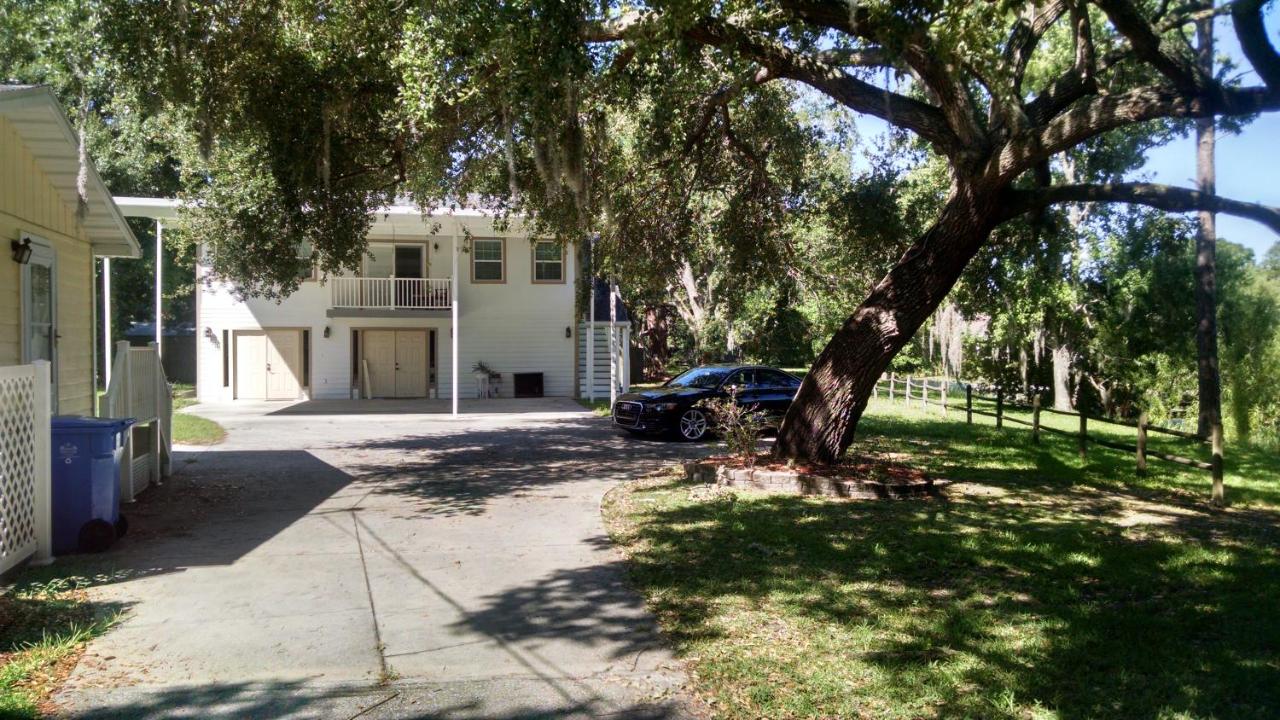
[101,0,1280,463]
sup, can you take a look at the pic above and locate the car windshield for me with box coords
[667,367,731,389]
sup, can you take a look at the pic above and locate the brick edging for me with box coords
[683,461,938,499]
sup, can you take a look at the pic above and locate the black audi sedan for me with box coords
[612,364,803,441]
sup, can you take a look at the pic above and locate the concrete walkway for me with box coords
[55,397,707,719]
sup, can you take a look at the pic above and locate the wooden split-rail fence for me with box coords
[873,373,1223,485]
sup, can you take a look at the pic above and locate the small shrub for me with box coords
[707,387,766,466]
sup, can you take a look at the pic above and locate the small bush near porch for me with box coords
[603,398,1280,719]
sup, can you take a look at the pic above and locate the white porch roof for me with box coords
[112,196,526,234]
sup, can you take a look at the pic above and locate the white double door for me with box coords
[363,330,428,398]
[235,330,303,400]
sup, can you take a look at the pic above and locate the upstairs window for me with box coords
[472,238,505,283]
[295,240,316,281]
[532,241,564,283]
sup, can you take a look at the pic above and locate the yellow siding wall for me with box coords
[0,115,96,415]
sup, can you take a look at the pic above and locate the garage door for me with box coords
[363,330,427,398]
[235,330,303,400]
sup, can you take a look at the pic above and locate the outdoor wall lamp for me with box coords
[323,325,332,339]
[204,327,219,346]
[10,238,33,264]
[565,326,572,339]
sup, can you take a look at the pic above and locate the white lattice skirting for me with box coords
[0,362,52,574]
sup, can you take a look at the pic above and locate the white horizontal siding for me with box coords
[195,217,579,402]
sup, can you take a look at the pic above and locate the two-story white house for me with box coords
[112,199,630,406]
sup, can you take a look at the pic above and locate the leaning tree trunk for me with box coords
[774,184,1001,464]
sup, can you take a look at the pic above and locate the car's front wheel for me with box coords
[677,408,711,441]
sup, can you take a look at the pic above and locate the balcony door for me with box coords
[394,246,424,307]
[366,243,427,308]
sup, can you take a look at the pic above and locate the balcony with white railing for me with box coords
[329,277,452,313]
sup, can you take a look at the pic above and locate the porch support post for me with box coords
[154,219,163,356]
[451,233,459,416]
[587,237,595,403]
[102,257,112,389]
[609,278,618,409]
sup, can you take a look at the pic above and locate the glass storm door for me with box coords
[22,237,56,406]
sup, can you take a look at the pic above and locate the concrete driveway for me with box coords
[55,397,707,719]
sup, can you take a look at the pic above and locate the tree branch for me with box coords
[1006,182,1280,233]
[1003,0,1072,95]
[1231,0,1280,90]
[682,67,773,154]
[581,10,647,42]
[776,0,986,152]
[686,18,961,154]
[1000,82,1280,178]
[1093,0,1203,92]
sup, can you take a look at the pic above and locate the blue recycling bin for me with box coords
[50,416,134,554]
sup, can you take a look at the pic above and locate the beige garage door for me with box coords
[235,330,303,400]
[363,330,427,398]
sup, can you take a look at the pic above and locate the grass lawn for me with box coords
[604,397,1280,719]
[169,383,225,445]
[0,570,124,718]
[97,382,226,445]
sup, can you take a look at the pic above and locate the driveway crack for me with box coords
[352,510,389,681]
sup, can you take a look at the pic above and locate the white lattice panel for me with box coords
[0,365,41,573]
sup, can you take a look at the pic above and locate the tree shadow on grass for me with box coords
[613,458,1280,717]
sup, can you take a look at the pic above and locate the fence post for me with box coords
[1137,411,1148,475]
[889,372,895,400]
[921,379,928,411]
[32,361,53,564]
[996,388,1004,429]
[905,375,912,402]
[942,380,949,417]
[1032,393,1042,444]
[1078,411,1088,460]
[965,384,973,425]
[873,374,880,399]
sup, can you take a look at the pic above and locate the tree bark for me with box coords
[774,182,1000,463]
[1193,10,1226,504]
[1051,344,1074,411]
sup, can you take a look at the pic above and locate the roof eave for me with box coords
[0,86,141,259]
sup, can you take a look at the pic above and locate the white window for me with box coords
[295,240,315,281]
[532,241,564,283]
[472,238,505,283]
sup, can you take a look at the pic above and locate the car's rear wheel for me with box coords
[677,408,710,441]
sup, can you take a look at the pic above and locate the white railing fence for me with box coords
[330,277,452,310]
[101,341,172,502]
[0,361,52,574]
